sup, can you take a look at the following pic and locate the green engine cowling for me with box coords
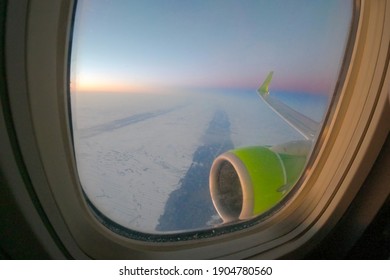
[209,143,308,222]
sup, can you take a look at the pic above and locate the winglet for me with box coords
[258,71,274,96]
[256,71,319,140]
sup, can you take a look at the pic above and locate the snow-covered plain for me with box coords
[71,90,312,233]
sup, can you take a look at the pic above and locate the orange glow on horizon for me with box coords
[70,77,332,96]
[70,80,155,94]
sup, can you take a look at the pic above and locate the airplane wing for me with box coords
[210,72,320,222]
[257,72,319,140]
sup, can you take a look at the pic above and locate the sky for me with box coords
[70,0,353,95]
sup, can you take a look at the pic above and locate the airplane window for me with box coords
[70,0,353,236]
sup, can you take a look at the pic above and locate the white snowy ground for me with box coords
[71,91,304,233]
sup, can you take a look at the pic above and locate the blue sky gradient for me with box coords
[71,0,353,95]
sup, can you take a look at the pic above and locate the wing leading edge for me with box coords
[257,72,319,140]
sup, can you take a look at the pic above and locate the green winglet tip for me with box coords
[258,71,274,96]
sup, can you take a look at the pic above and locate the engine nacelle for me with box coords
[209,143,308,222]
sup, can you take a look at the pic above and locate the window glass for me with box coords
[70,0,353,234]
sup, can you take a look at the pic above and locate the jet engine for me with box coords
[209,141,309,222]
